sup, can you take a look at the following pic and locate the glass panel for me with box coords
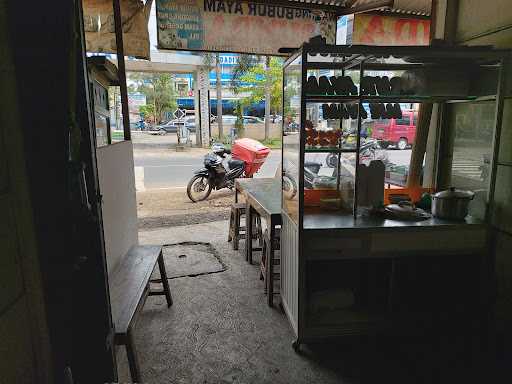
[363,103,420,191]
[305,102,351,151]
[304,152,355,213]
[109,86,124,143]
[305,68,358,97]
[304,61,496,100]
[447,101,495,219]
[95,114,108,147]
[282,55,302,224]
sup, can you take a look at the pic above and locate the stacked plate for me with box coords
[384,201,431,221]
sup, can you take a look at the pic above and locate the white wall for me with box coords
[97,141,139,275]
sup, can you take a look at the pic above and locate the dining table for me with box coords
[235,177,282,306]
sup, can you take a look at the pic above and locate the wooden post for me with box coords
[112,0,131,141]
[407,103,433,188]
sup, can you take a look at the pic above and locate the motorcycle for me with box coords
[186,143,246,202]
[283,139,389,199]
[325,138,388,168]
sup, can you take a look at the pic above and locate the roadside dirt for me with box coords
[137,188,234,229]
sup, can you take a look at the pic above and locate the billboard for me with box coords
[352,14,430,46]
[156,0,336,55]
[83,0,151,59]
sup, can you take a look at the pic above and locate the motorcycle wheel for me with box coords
[187,175,212,202]
[326,152,338,168]
[282,174,297,200]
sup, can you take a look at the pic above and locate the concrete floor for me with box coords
[116,220,502,384]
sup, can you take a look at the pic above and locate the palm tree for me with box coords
[202,53,224,140]
[264,56,271,140]
[215,53,223,140]
[232,54,273,140]
[232,55,282,141]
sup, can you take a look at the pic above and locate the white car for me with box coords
[213,115,263,125]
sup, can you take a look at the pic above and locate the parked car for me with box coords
[243,116,264,124]
[371,109,417,150]
[157,120,179,133]
[217,115,238,125]
[184,117,196,132]
[268,114,282,123]
[156,116,196,133]
[213,115,263,125]
[147,126,167,135]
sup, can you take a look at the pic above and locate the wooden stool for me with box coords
[228,203,246,250]
[228,203,263,251]
[260,227,281,301]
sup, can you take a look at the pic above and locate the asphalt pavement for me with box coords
[134,148,282,190]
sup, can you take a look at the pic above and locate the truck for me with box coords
[371,109,417,150]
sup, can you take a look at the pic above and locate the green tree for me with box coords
[138,104,155,120]
[128,72,177,124]
[232,56,283,140]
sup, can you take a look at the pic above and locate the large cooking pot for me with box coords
[432,187,474,220]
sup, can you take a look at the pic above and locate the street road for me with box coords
[134,149,282,190]
[134,148,412,190]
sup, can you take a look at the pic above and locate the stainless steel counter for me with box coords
[303,208,484,231]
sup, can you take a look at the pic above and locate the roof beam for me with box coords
[244,1,396,16]
[337,0,395,15]
[244,0,350,16]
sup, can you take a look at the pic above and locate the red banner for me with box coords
[352,14,430,46]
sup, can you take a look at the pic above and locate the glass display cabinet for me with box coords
[280,43,508,351]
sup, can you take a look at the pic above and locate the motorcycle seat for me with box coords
[228,159,245,170]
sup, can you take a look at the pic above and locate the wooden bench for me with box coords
[109,245,172,383]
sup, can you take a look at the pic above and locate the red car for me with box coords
[371,109,417,150]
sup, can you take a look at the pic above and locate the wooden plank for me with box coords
[109,245,161,334]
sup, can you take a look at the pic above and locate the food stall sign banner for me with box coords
[83,0,151,59]
[156,0,337,55]
[352,14,430,46]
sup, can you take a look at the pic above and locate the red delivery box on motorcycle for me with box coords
[231,138,270,177]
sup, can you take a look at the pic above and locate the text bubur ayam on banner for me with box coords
[156,0,337,55]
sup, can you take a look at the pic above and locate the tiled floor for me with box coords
[114,220,505,384]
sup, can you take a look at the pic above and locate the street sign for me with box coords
[173,108,186,120]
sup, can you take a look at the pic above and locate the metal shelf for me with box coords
[304,94,483,103]
[305,147,356,153]
[305,62,426,71]
[305,95,358,103]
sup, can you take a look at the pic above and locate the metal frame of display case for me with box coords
[280,43,508,352]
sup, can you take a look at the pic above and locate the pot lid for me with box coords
[433,187,474,199]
